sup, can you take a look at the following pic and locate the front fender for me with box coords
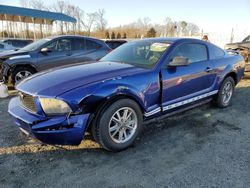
[8,61,37,70]
[83,83,146,111]
[58,81,148,114]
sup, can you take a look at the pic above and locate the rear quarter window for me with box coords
[209,44,225,60]
[105,41,126,49]
[86,40,102,50]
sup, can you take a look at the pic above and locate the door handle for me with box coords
[66,53,72,56]
[205,67,213,72]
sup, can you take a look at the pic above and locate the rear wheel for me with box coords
[214,77,235,108]
[11,66,35,85]
[93,99,143,152]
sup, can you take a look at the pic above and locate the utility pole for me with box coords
[230,28,234,43]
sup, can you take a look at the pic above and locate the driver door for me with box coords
[37,38,74,71]
[161,43,217,110]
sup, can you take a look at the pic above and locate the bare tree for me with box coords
[180,21,188,36]
[186,23,200,36]
[19,1,201,39]
[142,17,151,29]
[84,13,96,36]
[95,9,107,31]
[73,7,85,34]
[29,0,48,10]
[52,1,67,34]
[20,0,31,8]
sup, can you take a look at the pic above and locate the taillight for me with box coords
[108,49,113,53]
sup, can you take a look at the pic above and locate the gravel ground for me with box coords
[0,73,250,188]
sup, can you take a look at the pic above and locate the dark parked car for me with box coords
[8,38,245,152]
[1,38,33,49]
[225,35,250,62]
[104,39,128,49]
[0,42,17,52]
[0,35,111,84]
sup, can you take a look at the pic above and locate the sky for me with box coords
[0,0,250,39]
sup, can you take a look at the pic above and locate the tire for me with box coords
[11,66,35,85]
[94,99,143,152]
[214,77,235,108]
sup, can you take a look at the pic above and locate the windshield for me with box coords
[20,38,51,51]
[100,41,170,68]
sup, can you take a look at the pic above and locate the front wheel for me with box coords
[214,77,235,108]
[11,67,35,85]
[95,99,143,152]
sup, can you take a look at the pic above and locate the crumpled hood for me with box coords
[16,61,147,97]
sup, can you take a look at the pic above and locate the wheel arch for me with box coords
[224,71,238,85]
[81,92,146,117]
[83,92,146,136]
[11,63,37,73]
[77,81,147,113]
[9,63,37,84]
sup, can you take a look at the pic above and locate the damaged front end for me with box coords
[8,96,90,145]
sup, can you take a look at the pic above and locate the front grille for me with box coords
[19,92,37,113]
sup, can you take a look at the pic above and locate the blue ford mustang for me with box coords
[8,38,245,152]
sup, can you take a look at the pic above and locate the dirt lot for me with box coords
[0,73,250,188]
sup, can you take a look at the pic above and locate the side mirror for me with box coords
[168,57,191,67]
[40,48,51,54]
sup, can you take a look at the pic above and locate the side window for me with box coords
[73,39,85,51]
[85,40,101,50]
[12,41,22,47]
[14,41,28,48]
[46,38,72,52]
[0,44,4,49]
[5,41,12,45]
[170,43,208,63]
[209,44,225,60]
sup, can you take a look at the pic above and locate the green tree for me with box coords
[105,31,110,39]
[146,27,156,38]
[117,32,121,39]
[123,33,127,39]
[111,31,116,39]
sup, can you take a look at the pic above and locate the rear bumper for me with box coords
[8,97,90,145]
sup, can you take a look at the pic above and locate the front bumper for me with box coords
[8,97,90,145]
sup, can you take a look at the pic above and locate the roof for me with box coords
[0,5,77,24]
[128,37,181,44]
[1,39,33,42]
[131,37,206,44]
[46,35,104,41]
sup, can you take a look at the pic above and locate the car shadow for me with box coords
[0,103,235,156]
[0,77,249,162]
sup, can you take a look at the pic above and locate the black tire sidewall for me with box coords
[97,99,143,152]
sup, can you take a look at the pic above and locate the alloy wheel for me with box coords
[108,107,138,144]
[222,81,233,105]
[15,71,32,83]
